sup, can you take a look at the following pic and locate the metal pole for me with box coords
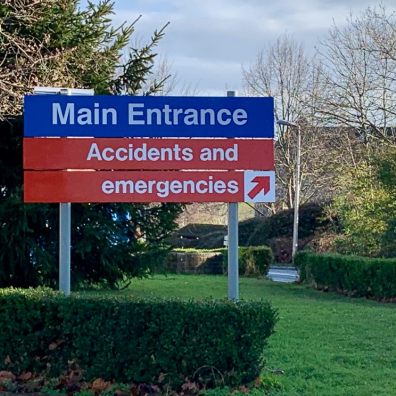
[292,125,301,261]
[32,87,71,296]
[59,202,71,295]
[33,86,94,295]
[228,202,239,300]
[59,88,73,296]
[226,90,239,300]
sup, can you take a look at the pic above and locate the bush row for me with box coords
[164,250,224,274]
[166,246,273,276]
[295,251,396,299]
[0,288,277,387]
[224,246,274,277]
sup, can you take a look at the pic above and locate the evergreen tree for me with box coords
[0,0,183,288]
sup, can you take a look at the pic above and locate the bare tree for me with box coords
[317,6,396,146]
[243,35,337,213]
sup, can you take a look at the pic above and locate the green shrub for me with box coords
[201,252,225,274]
[241,246,274,276]
[295,251,396,299]
[223,246,273,277]
[164,249,226,274]
[166,247,272,276]
[0,288,277,388]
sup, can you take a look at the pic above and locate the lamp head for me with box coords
[277,119,298,128]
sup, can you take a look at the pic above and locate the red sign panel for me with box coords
[23,138,274,170]
[24,170,245,203]
[24,170,276,203]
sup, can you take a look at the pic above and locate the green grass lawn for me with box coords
[81,275,396,395]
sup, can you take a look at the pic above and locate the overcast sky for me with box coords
[98,0,396,96]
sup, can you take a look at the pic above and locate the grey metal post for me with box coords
[59,202,71,295]
[227,202,239,300]
[33,86,94,296]
[226,90,239,301]
[58,88,73,295]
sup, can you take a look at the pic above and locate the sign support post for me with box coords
[58,88,72,296]
[59,202,71,295]
[33,86,94,296]
[226,90,239,301]
[227,201,239,300]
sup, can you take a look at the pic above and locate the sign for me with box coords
[244,171,275,202]
[24,170,275,203]
[24,95,274,138]
[23,138,274,170]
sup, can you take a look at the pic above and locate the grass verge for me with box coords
[81,275,396,395]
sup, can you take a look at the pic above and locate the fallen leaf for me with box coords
[0,371,16,381]
[18,372,33,381]
[4,356,12,365]
[238,385,249,393]
[49,339,64,350]
[48,343,58,351]
[181,380,199,392]
[92,378,111,393]
[158,372,166,383]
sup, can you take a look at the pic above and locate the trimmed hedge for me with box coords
[295,251,396,299]
[165,250,224,274]
[164,246,273,276]
[223,246,274,277]
[0,288,277,387]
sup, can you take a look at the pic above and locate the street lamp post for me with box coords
[277,119,301,262]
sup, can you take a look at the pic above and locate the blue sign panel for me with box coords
[24,95,274,138]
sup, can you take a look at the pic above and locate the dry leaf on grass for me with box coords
[0,371,16,381]
[92,377,111,392]
[18,372,33,381]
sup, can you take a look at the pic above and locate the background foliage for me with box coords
[167,202,331,263]
[0,0,183,288]
[331,149,396,258]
